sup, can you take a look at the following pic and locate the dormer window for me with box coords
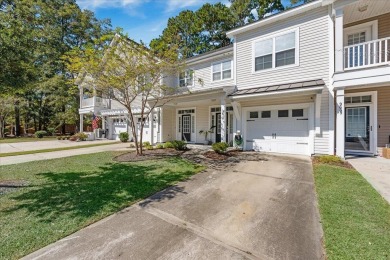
[212,60,232,81]
[179,70,193,87]
[253,28,299,72]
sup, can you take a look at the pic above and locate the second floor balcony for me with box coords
[81,96,109,109]
[333,0,390,88]
[344,37,390,70]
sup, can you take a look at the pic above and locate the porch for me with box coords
[159,87,235,145]
[335,85,390,157]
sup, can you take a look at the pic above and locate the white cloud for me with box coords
[165,0,219,12]
[77,0,144,10]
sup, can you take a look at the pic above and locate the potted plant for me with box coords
[199,126,215,145]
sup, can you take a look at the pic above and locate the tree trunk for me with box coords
[14,100,20,136]
[0,116,4,138]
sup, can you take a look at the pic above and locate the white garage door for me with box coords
[113,122,127,140]
[245,108,310,155]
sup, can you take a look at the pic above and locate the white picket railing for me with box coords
[344,37,390,70]
[81,96,108,108]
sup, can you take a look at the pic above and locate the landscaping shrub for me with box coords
[57,136,62,140]
[145,145,153,150]
[156,144,164,149]
[70,132,88,141]
[47,128,56,136]
[142,141,151,147]
[212,142,229,154]
[163,141,174,149]
[172,140,187,151]
[119,132,129,142]
[77,132,88,141]
[35,131,47,139]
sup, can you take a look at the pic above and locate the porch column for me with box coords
[336,89,345,158]
[335,7,344,72]
[150,109,154,144]
[79,87,83,108]
[79,114,83,133]
[220,98,226,143]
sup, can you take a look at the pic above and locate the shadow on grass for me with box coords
[5,158,197,221]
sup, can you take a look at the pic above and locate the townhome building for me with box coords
[78,0,390,158]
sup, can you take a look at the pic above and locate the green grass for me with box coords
[313,163,390,259]
[0,136,59,143]
[0,152,204,259]
[0,142,119,157]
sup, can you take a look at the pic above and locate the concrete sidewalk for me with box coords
[0,139,117,154]
[0,143,132,166]
[348,156,390,204]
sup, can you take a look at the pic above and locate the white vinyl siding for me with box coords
[235,6,330,154]
[212,60,232,81]
[253,30,298,72]
[237,7,329,88]
[177,55,234,89]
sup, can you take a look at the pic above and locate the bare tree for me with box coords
[80,35,181,155]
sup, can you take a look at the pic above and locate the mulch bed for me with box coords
[312,157,354,169]
[114,148,184,162]
[114,148,267,171]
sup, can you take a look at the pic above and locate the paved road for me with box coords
[0,143,132,166]
[23,155,325,260]
[0,139,118,154]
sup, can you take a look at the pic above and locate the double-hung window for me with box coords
[179,70,193,87]
[212,60,232,81]
[254,29,298,72]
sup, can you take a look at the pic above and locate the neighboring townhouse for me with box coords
[78,0,390,157]
[332,0,390,157]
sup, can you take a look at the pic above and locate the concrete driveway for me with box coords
[23,154,324,260]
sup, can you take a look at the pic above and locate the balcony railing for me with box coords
[81,96,108,108]
[344,37,390,70]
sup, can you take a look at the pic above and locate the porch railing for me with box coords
[81,96,108,108]
[344,37,390,70]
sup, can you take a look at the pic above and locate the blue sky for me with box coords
[76,0,292,46]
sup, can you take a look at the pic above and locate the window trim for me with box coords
[343,20,378,47]
[178,69,194,87]
[211,59,233,82]
[252,28,300,74]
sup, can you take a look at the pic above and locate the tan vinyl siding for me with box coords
[346,86,390,147]
[344,13,390,39]
[235,6,330,89]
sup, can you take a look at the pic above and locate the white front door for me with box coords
[245,108,310,155]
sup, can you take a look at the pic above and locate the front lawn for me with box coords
[0,152,204,259]
[313,161,390,259]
